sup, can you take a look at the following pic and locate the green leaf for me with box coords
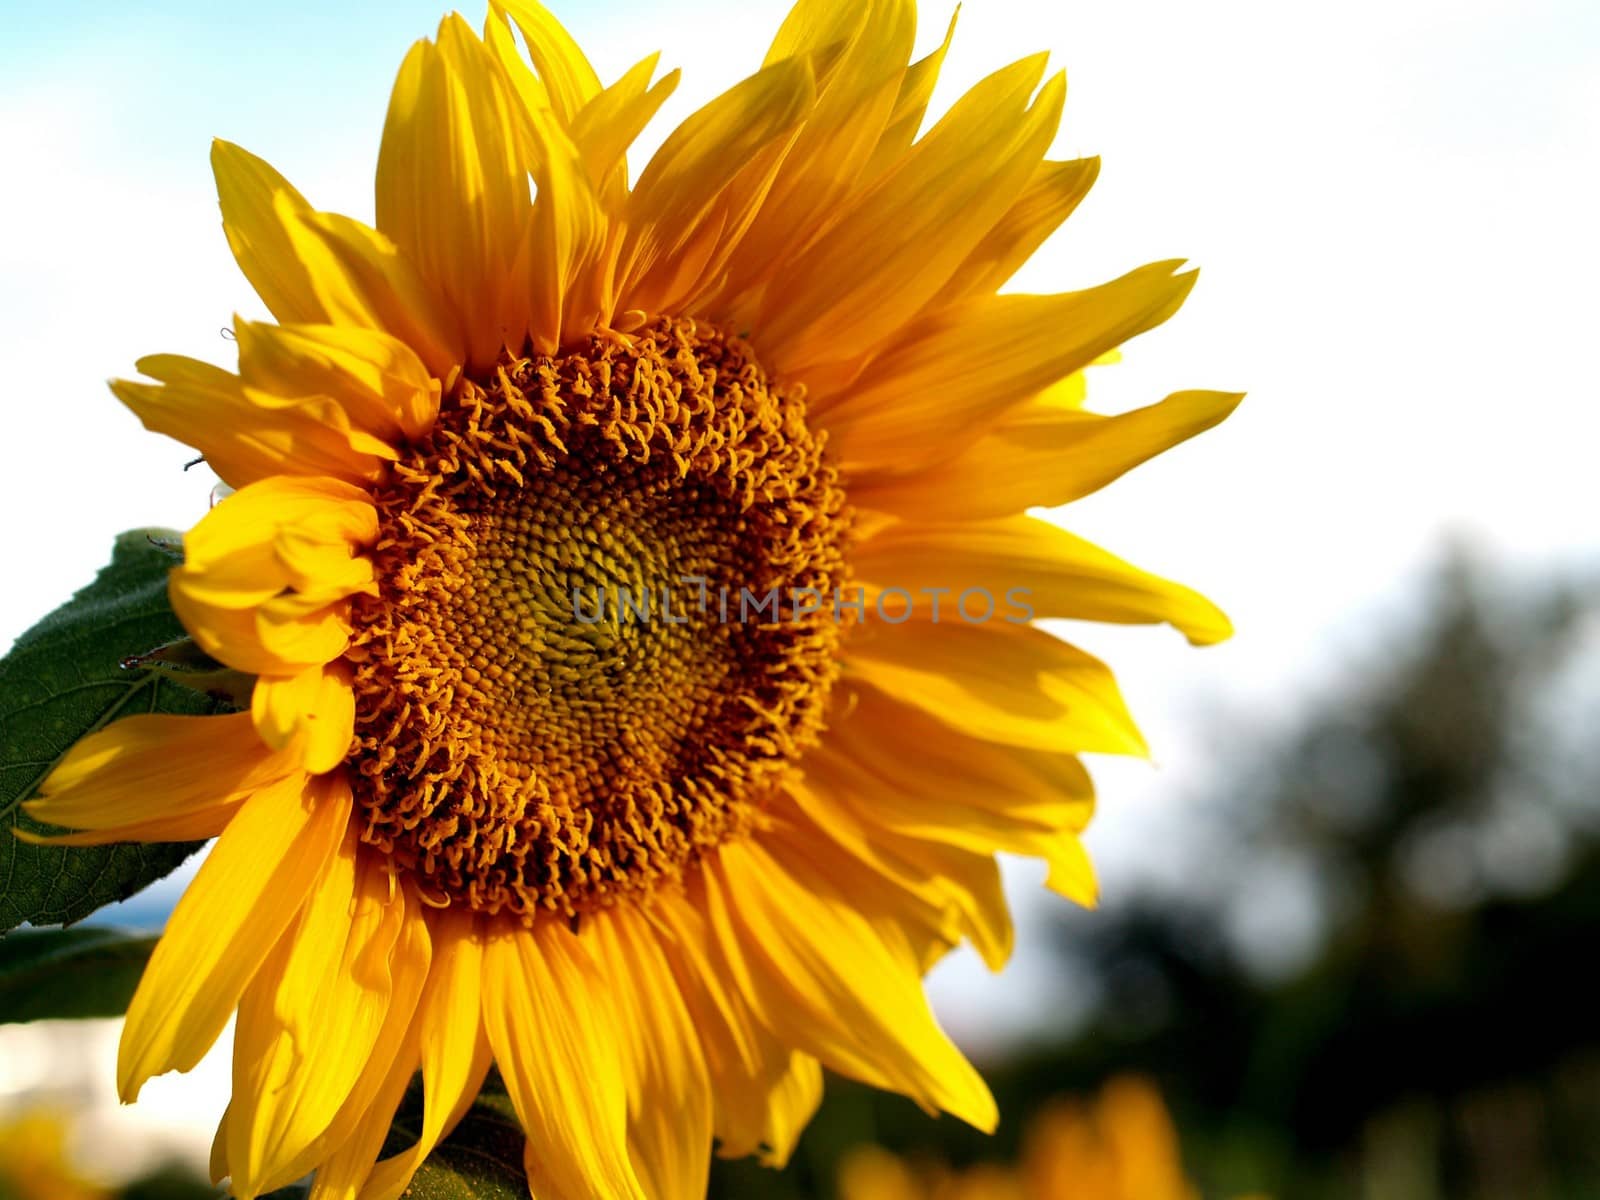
[0,528,233,932]
[0,926,156,1023]
[376,1070,528,1198]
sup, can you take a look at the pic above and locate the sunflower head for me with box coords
[348,316,851,919]
[22,1,1239,1196]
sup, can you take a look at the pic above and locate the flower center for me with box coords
[344,318,850,920]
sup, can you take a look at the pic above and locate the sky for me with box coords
[2,0,1598,1174]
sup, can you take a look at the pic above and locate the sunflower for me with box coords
[22,1,1238,1196]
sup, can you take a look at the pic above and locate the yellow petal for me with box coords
[762,0,867,65]
[480,21,664,329]
[169,597,342,681]
[376,24,532,368]
[821,683,1095,834]
[845,621,1147,757]
[618,57,815,314]
[271,531,378,605]
[930,155,1101,305]
[251,664,356,774]
[212,141,459,377]
[757,1052,824,1170]
[13,806,244,847]
[701,839,997,1130]
[756,58,1065,379]
[860,8,957,180]
[118,772,351,1101]
[284,207,462,379]
[481,923,646,1200]
[1043,835,1100,908]
[591,905,712,1200]
[171,475,375,676]
[184,476,375,588]
[717,0,916,304]
[210,1105,233,1187]
[850,516,1233,645]
[255,595,355,663]
[113,356,398,490]
[803,734,1096,917]
[170,591,350,679]
[820,262,1197,473]
[24,711,293,838]
[809,733,1088,866]
[211,140,323,326]
[521,74,610,351]
[233,320,440,442]
[1037,369,1091,411]
[303,1031,419,1200]
[851,389,1245,521]
[645,887,805,1164]
[290,891,433,1200]
[568,56,680,210]
[777,781,1014,970]
[227,841,411,1197]
[494,0,601,125]
[358,908,493,1200]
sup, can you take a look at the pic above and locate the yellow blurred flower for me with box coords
[0,1110,109,1200]
[841,1147,1024,1200]
[840,1077,1223,1200]
[1024,1077,1199,1200]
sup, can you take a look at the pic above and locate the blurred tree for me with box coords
[1039,549,1600,1199]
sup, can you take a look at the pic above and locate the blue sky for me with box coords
[2,0,1598,1170]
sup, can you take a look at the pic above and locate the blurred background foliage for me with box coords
[5,548,1599,1200]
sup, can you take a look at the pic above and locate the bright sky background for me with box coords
[2,0,1598,1173]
